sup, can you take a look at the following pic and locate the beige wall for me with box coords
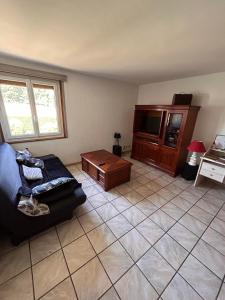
[138,72,225,148]
[0,56,138,164]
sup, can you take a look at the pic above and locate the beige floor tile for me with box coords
[41,278,77,300]
[75,200,94,217]
[115,183,132,195]
[79,210,103,232]
[157,188,176,201]
[154,177,171,187]
[168,223,198,251]
[188,205,214,225]
[33,250,69,299]
[171,196,193,211]
[124,190,144,204]
[134,185,154,198]
[210,217,225,237]
[166,183,183,195]
[87,224,116,254]
[96,203,119,222]
[154,234,188,270]
[202,228,225,256]
[162,202,185,220]
[100,287,119,300]
[0,243,30,285]
[179,255,221,300]
[83,185,99,197]
[147,193,168,208]
[98,241,133,283]
[173,177,192,189]
[119,228,150,261]
[63,235,96,273]
[196,198,220,216]
[137,247,175,294]
[102,189,120,201]
[88,193,108,208]
[135,199,158,216]
[106,214,133,238]
[122,206,146,226]
[57,218,84,247]
[192,239,225,279]
[95,184,105,192]
[72,257,111,300]
[162,273,202,300]
[218,283,225,300]
[149,209,176,231]
[203,193,225,208]
[179,190,201,204]
[146,181,162,192]
[0,269,33,300]
[217,209,225,222]
[145,172,159,180]
[111,196,132,212]
[30,229,61,264]
[179,213,207,237]
[115,265,158,300]
[135,175,151,185]
[136,218,164,245]
[207,187,225,201]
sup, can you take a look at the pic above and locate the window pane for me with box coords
[0,81,35,136]
[33,84,60,134]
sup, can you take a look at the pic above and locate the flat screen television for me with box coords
[142,115,161,135]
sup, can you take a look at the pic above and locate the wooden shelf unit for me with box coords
[131,105,200,176]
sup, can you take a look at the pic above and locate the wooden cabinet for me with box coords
[131,105,200,176]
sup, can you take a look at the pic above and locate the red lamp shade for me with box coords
[187,140,206,153]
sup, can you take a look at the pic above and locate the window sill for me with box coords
[6,134,67,144]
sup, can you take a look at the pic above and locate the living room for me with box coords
[0,1,225,300]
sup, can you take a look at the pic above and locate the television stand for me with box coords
[131,105,200,176]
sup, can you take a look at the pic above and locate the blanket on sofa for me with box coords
[17,195,50,217]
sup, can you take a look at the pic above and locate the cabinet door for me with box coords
[164,112,186,148]
[159,147,177,172]
[143,142,158,163]
[132,138,159,163]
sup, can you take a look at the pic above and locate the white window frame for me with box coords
[0,75,65,142]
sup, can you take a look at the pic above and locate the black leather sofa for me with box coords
[0,143,86,244]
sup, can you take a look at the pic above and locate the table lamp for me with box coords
[187,140,206,166]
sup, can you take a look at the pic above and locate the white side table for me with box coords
[194,153,225,186]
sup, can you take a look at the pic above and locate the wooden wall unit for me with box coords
[131,105,200,176]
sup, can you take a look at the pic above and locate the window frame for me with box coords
[0,74,67,143]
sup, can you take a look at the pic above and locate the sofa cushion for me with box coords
[22,165,43,181]
[32,177,81,204]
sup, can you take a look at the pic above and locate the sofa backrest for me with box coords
[0,143,22,207]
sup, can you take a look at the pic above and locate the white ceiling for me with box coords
[0,0,225,84]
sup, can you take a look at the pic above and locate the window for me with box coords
[0,76,66,142]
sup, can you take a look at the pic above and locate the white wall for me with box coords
[0,56,138,164]
[138,72,225,148]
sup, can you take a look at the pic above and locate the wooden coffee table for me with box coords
[80,149,132,191]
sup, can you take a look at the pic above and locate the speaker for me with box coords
[113,145,122,157]
[172,94,192,105]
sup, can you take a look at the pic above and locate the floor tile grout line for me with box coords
[54,225,80,300]
[76,214,122,300]
[0,162,224,296]
[154,195,225,299]
[0,169,209,288]
[216,274,225,299]
[28,240,36,300]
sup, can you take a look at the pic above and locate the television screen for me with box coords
[142,115,161,135]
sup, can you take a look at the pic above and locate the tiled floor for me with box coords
[1,156,225,300]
